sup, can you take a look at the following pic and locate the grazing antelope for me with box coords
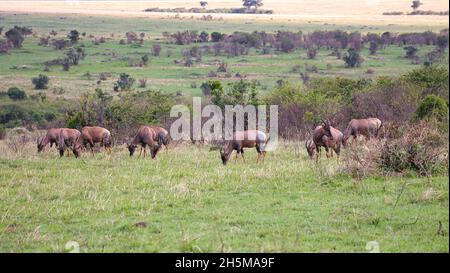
[312,119,343,162]
[37,128,61,152]
[219,130,269,165]
[80,126,112,155]
[57,128,81,157]
[150,126,171,151]
[127,126,161,159]
[342,118,382,146]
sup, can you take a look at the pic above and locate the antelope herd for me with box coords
[36,117,382,165]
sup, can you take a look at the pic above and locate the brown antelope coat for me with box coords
[220,130,269,165]
[312,119,343,162]
[127,126,161,159]
[150,126,170,150]
[57,128,81,157]
[343,118,382,145]
[37,128,61,152]
[80,126,112,155]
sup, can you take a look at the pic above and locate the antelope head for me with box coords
[321,118,332,138]
[126,142,137,156]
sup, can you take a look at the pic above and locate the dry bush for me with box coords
[342,121,449,178]
[379,121,449,176]
[341,139,384,180]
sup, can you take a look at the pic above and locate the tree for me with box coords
[242,0,264,10]
[369,41,379,55]
[436,35,449,51]
[411,0,422,11]
[141,54,150,66]
[210,32,224,42]
[5,28,24,48]
[343,48,364,68]
[13,26,32,36]
[200,1,208,8]
[7,87,27,101]
[68,30,80,44]
[199,31,209,43]
[32,74,50,89]
[404,46,418,59]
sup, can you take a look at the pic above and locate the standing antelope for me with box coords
[219,130,269,165]
[57,128,81,157]
[80,126,112,155]
[127,126,161,159]
[342,118,382,146]
[37,128,62,152]
[312,119,343,162]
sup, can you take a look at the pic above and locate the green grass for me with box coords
[0,13,448,98]
[0,142,448,252]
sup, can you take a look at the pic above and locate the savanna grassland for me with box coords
[0,12,448,97]
[0,141,448,252]
[0,1,449,253]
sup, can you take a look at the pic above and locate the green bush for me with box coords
[404,66,449,97]
[7,87,27,101]
[343,48,364,68]
[32,74,49,89]
[414,95,449,122]
[113,73,135,92]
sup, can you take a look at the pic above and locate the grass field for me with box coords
[0,2,449,253]
[0,141,448,252]
[0,12,448,97]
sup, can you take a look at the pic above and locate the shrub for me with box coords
[68,30,80,44]
[217,61,227,72]
[113,73,135,91]
[32,74,49,89]
[139,78,147,88]
[369,41,379,55]
[414,95,448,122]
[52,39,70,50]
[404,46,418,59]
[379,121,448,176]
[211,32,224,42]
[0,39,11,54]
[7,87,27,101]
[141,54,150,66]
[343,48,364,67]
[5,28,24,48]
[306,48,317,59]
[152,43,162,56]
[403,66,449,97]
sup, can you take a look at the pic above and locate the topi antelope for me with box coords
[220,130,269,165]
[57,128,81,157]
[77,126,112,155]
[312,119,343,162]
[37,128,62,153]
[150,126,171,151]
[127,126,161,159]
[342,118,382,146]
